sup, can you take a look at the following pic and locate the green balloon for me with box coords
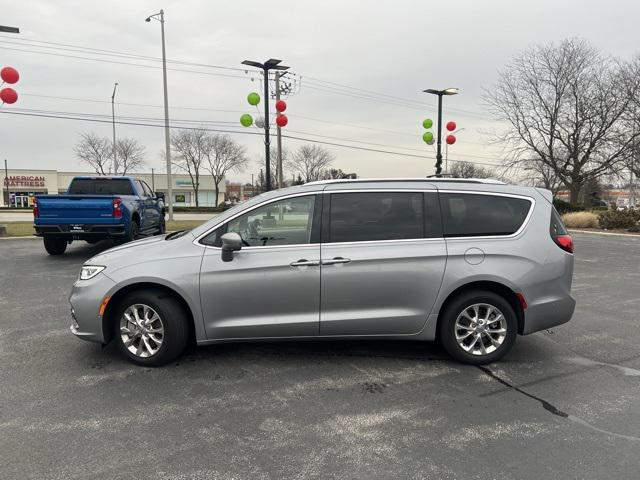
[247,92,260,106]
[422,131,434,143]
[423,118,433,129]
[240,113,253,127]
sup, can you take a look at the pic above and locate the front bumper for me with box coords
[68,273,116,343]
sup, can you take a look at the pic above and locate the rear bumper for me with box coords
[521,293,576,334]
[35,224,126,239]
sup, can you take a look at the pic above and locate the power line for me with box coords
[0,109,501,167]
[0,46,256,80]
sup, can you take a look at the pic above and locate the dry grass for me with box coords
[0,220,207,238]
[561,211,599,229]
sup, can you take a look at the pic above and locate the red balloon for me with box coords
[0,87,18,104]
[276,114,288,127]
[275,100,287,113]
[446,121,457,132]
[446,134,456,145]
[1,66,19,84]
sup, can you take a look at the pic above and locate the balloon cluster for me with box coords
[0,66,20,105]
[240,92,289,128]
[422,118,435,145]
[421,118,458,145]
[445,121,457,145]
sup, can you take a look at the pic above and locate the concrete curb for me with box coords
[568,229,640,238]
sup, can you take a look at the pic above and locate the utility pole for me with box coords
[146,9,174,220]
[4,159,9,208]
[151,168,155,192]
[275,72,284,188]
[111,82,118,172]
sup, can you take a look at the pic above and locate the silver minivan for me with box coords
[70,178,576,366]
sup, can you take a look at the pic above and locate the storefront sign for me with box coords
[4,175,46,188]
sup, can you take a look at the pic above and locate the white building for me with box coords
[1,169,225,208]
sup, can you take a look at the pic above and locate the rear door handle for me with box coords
[290,259,321,267]
[321,257,351,265]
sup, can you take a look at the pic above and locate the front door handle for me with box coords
[290,259,321,267]
[321,257,351,265]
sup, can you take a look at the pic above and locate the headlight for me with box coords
[79,265,106,280]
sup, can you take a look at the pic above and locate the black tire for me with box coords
[158,216,166,235]
[125,220,139,243]
[112,289,189,367]
[439,290,517,365]
[43,237,67,255]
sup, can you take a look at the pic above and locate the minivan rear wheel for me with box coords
[113,290,188,366]
[439,290,517,365]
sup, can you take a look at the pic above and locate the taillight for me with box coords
[553,234,574,254]
[33,197,39,218]
[113,198,122,219]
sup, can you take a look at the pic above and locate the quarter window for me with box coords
[329,192,425,243]
[201,195,317,247]
[439,193,531,237]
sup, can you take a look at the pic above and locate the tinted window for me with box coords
[201,195,317,247]
[68,178,135,196]
[550,206,567,236]
[329,192,424,243]
[142,181,154,197]
[440,193,531,237]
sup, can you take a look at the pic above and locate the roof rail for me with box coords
[304,177,506,186]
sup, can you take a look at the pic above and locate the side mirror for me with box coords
[156,192,165,201]
[221,232,243,262]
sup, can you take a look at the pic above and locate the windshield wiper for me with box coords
[165,230,189,240]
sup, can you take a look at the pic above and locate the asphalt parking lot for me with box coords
[1,232,639,479]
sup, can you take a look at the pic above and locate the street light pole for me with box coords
[275,72,284,189]
[111,82,118,172]
[423,88,459,176]
[0,25,18,206]
[146,9,174,220]
[241,59,289,192]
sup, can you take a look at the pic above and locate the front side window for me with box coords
[329,192,425,243]
[201,195,317,247]
[440,193,531,237]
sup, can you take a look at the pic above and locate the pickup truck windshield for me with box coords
[67,178,135,196]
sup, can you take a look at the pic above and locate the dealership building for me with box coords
[1,169,226,208]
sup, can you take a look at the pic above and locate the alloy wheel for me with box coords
[454,303,507,356]
[119,303,164,358]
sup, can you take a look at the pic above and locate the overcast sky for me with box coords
[2,0,639,183]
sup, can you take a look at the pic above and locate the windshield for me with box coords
[68,178,135,196]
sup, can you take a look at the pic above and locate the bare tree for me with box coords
[287,145,334,183]
[74,133,112,175]
[484,38,640,204]
[170,129,208,207]
[449,161,494,179]
[114,138,146,175]
[204,134,249,206]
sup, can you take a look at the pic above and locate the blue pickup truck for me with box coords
[34,176,166,255]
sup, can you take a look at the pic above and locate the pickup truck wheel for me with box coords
[126,221,139,243]
[113,290,189,366]
[43,237,67,255]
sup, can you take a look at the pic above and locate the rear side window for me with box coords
[328,192,424,242]
[440,193,531,237]
[68,179,134,196]
[550,207,567,236]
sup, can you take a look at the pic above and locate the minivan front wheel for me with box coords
[113,290,188,366]
[439,291,517,365]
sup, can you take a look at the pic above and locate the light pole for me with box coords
[111,82,118,172]
[0,25,18,207]
[146,9,173,220]
[423,88,459,176]
[241,59,289,192]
